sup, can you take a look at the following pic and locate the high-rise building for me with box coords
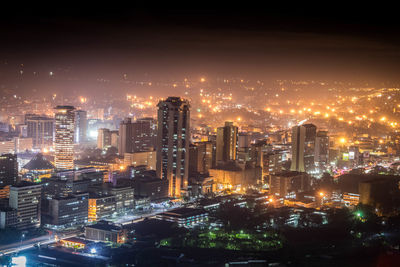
[9,182,42,229]
[74,110,87,143]
[25,115,54,149]
[0,154,18,186]
[189,141,213,175]
[156,97,190,197]
[54,106,75,170]
[315,130,329,171]
[118,118,156,155]
[97,128,111,149]
[290,124,316,173]
[216,121,238,163]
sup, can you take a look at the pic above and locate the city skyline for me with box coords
[1,6,400,267]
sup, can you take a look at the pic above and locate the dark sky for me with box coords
[1,5,400,84]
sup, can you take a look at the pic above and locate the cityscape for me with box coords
[1,5,400,267]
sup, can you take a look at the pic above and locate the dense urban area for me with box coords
[2,3,400,266]
[0,76,400,266]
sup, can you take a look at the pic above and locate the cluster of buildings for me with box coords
[1,95,400,235]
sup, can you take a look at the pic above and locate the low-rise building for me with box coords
[342,192,360,206]
[133,177,169,201]
[85,221,126,243]
[88,195,116,222]
[156,208,208,228]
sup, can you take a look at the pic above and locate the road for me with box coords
[0,233,77,256]
[0,204,184,256]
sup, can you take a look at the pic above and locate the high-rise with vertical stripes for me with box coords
[156,97,190,197]
[54,106,75,170]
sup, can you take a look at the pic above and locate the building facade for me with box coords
[118,118,156,155]
[0,153,18,186]
[54,106,75,170]
[97,128,111,149]
[9,182,42,229]
[290,124,316,173]
[156,97,190,197]
[47,193,88,227]
[189,141,213,175]
[216,121,238,163]
[315,130,329,172]
[25,114,54,149]
[74,110,87,144]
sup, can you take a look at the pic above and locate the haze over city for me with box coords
[1,5,400,267]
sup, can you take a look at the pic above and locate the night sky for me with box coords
[1,5,400,95]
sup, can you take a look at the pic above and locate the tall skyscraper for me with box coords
[118,117,156,154]
[216,121,238,163]
[25,114,54,149]
[54,106,75,170]
[0,154,18,186]
[290,124,317,173]
[156,97,190,197]
[74,110,87,143]
[315,130,329,171]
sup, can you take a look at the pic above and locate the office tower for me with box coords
[25,114,54,149]
[290,124,316,173]
[315,130,329,171]
[9,182,42,229]
[189,141,213,175]
[118,117,156,155]
[156,97,190,197]
[303,124,317,173]
[0,154,18,186]
[54,106,75,170]
[74,110,87,143]
[97,128,111,149]
[216,121,238,163]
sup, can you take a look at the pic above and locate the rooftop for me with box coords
[23,153,54,170]
[159,207,207,218]
[86,221,122,232]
